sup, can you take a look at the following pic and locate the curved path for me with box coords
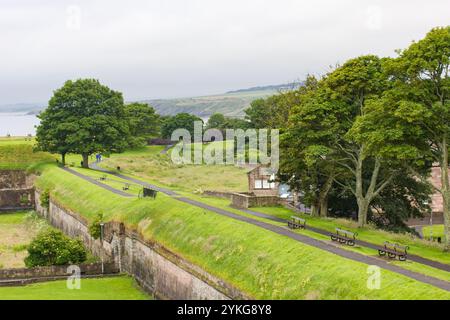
[62,163,450,291]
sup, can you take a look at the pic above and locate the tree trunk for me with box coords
[440,137,450,250]
[357,199,369,227]
[82,153,89,168]
[318,173,334,217]
[61,153,66,166]
[319,196,328,217]
[311,203,319,217]
[355,149,367,226]
[354,149,385,227]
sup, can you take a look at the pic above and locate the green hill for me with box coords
[141,89,278,118]
[0,83,299,118]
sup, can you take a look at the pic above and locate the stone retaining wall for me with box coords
[231,193,280,209]
[35,190,247,300]
[203,191,234,200]
[0,170,35,210]
[0,170,33,189]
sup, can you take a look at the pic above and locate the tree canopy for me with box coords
[124,102,160,146]
[161,113,203,140]
[272,27,449,241]
[36,79,130,167]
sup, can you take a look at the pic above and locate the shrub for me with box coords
[88,213,104,240]
[40,190,50,209]
[24,229,87,267]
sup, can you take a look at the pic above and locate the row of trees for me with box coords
[245,27,449,248]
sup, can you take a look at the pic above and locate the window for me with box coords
[262,180,270,189]
[255,180,263,189]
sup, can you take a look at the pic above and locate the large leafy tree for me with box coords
[374,26,450,248]
[124,102,160,146]
[323,55,401,227]
[245,98,272,129]
[245,92,297,129]
[206,113,227,130]
[161,113,203,140]
[284,56,402,226]
[206,113,251,131]
[36,79,130,168]
[280,76,339,217]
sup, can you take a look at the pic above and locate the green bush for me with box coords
[88,213,103,240]
[40,190,50,209]
[24,229,87,267]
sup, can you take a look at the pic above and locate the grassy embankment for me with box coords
[87,144,450,283]
[32,163,450,299]
[95,146,450,263]
[0,138,53,170]
[3,139,450,299]
[0,276,149,300]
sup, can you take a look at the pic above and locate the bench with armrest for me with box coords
[330,228,358,246]
[378,241,409,261]
[287,216,306,230]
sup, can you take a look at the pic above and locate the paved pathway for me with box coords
[63,163,450,291]
[62,167,134,198]
[90,162,179,196]
[241,208,450,273]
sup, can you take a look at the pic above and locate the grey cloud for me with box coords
[0,0,449,104]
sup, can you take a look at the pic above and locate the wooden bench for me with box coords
[330,228,358,246]
[378,241,409,261]
[123,183,130,191]
[287,216,306,230]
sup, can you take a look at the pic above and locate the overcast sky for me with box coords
[0,0,449,105]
